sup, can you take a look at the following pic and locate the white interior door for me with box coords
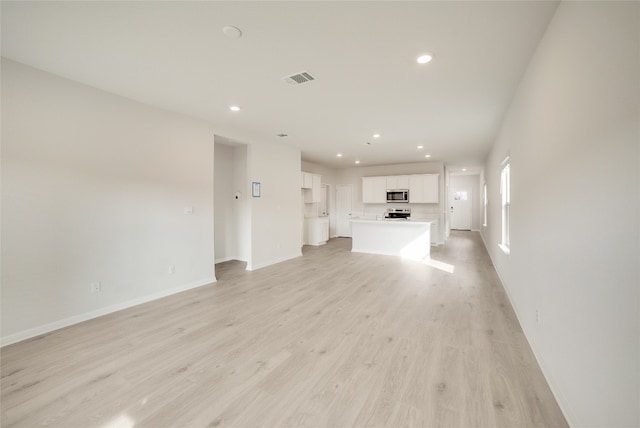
[450,188,472,230]
[336,184,353,237]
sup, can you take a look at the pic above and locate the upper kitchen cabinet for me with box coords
[362,176,387,204]
[302,172,321,203]
[409,174,439,203]
[386,175,409,190]
[301,172,314,189]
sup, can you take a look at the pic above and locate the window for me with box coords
[454,191,468,201]
[483,182,488,227]
[500,159,510,253]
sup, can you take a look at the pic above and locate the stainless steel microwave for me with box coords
[386,189,409,203]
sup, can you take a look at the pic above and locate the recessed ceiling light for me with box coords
[276,133,288,137]
[229,105,240,112]
[337,153,343,157]
[373,134,381,138]
[417,145,424,149]
[462,168,467,172]
[425,154,431,158]
[417,54,433,64]
[222,26,243,39]
[355,160,360,164]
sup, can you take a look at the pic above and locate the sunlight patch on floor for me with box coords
[399,232,431,260]
[423,257,455,273]
[101,413,135,428]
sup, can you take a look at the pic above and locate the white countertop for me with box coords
[351,217,432,225]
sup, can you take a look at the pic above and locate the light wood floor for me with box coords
[1,231,568,428]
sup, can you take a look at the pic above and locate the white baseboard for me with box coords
[215,256,234,264]
[478,233,575,428]
[246,252,302,271]
[0,277,216,348]
[304,241,327,247]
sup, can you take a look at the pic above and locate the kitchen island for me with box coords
[350,218,432,260]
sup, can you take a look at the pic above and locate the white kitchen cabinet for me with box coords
[312,174,321,203]
[302,172,321,203]
[301,172,313,189]
[387,175,409,190]
[409,175,424,202]
[409,174,439,203]
[362,176,387,204]
[304,174,321,203]
[422,174,439,203]
[351,218,432,258]
[319,217,329,242]
[319,184,328,216]
[364,174,437,204]
[362,177,374,202]
[304,217,329,246]
[386,176,396,190]
[430,220,439,245]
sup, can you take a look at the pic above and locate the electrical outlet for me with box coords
[535,310,541,324]
[91,282,102,293]
[169,265,175,274]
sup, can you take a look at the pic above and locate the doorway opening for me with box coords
[450,189,472,230]
[448,171,482,234]
[214,135,250,273]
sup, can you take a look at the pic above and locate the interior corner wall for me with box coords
[246,142,302,270]
[1,59,216,344]
[233,145,249,263]
[481,3,639,427]
[443,166,451,239]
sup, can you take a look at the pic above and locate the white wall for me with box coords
[247,142,302,270]
[449,174,481,231]
[482,3,639,427]
[302,161,339,186]
[233,145,250,262]
[443,166,451,238]
[214,142,235,262]
[336,162,446,243]
[1,59,216,344]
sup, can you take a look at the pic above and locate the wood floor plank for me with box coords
[0,232,568,427]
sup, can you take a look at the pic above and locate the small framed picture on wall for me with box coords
[252,182,261,198]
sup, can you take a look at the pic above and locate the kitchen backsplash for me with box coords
[358,203,442,219]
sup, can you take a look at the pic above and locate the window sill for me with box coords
[499,244,510,255]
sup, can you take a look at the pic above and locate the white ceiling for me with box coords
[1,1,558,169]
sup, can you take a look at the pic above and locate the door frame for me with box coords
[450,187,473,230]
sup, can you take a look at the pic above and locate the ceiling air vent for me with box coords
[283,71,316,85]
